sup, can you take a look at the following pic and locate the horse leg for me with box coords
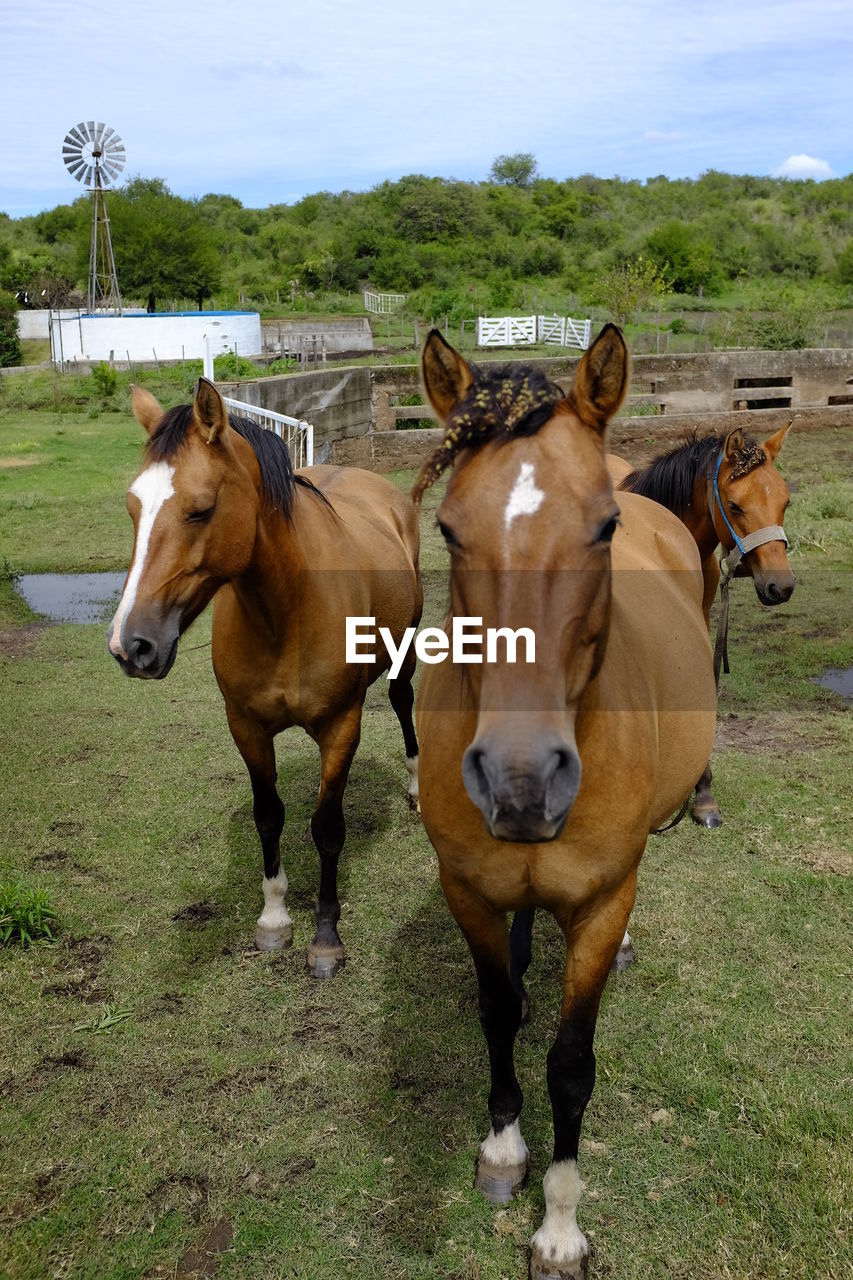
[441,867,528,1205]
[306,704,362,979]
[226,709,291,951]
[530,877,636,1280]
[509,908,535,1024]
[691,760,722,828]
[387,646,419,811]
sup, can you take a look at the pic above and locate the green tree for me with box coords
[0,290,22,367]
[645,220,723,295]
[80,177,221,309]
[489,153,539,188]
[591,258,670,325]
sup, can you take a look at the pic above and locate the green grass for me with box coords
[0,878,58,946]
[0,412,850,1279]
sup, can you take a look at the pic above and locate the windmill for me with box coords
[62,121,126,313]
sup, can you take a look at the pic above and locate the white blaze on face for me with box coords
[108,462,176,658]
[504,461,544,529]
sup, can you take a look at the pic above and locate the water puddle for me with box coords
[16,573,126,624]
[814,666,853,701]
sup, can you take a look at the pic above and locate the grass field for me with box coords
[0,395,851,1280]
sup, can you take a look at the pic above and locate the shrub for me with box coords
[0,878,58,946]
[90,361,118,400]
[0,290,22,368]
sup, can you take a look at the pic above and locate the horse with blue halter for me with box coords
[609,423,794,825]
[413,327,716,1279]
[108,378,423,977]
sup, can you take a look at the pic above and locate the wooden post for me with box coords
[414,318,419,348]
[152,348,161,377]
[444,315,449,338]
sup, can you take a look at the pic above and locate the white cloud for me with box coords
[773,153,834,179]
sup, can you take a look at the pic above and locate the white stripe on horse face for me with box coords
[504,461,545,529]
[108,462,175,658]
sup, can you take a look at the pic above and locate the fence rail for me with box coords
[223,396,314,468]
[477,314,591,349]
[364,291,406,314]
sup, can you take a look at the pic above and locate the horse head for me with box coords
[418,325,628,841]
[108,379,260,679]
[713,423,795,605]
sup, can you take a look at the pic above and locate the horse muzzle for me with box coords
[753,568,796,607]
[108,620,179,680]
[462,732,582,842]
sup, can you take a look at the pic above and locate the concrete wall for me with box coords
[231,347,853,471]
[261,317,373,355]
[50,311,262,364]
[228,366,373,451]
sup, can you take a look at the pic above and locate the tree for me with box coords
[0,290,22,367]
[489,153,539,188]
[591,258,670,325]
[78,177,221,309]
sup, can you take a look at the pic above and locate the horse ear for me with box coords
[193,377,229,445]
[131,384,164,436]
[421,329,475,421]
[724,426,745,459]
[570,324,628,436]
[763,419,793,461]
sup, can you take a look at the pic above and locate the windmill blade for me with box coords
[62,145,84,164]
[71,123,88,144]
[86,119,96,137]
[66,159,87,182]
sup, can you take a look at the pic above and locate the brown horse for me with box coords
[413,327,716,1280]
[608,423,794,825]
[108,378,423,977]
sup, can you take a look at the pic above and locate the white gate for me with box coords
[565,317,592,350]
[364,291,406,314]
[478,314,591,349]
[477,315,538,347]
[223,396,314,468]
[537,315,566,345]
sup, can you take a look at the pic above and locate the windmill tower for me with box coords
[62,121,126,313]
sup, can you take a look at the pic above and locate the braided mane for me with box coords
[411,365,566,503]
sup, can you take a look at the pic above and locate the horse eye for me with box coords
[437,520,459,548]
[728,502,744,515]
[596,515,619,545]
[186,505,215,524]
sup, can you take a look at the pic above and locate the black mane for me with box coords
[145,403,329,520]
[619,432,724,517]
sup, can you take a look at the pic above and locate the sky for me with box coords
[1,0,851,217]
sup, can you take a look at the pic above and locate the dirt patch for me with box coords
[0,456,38,468]
[176,1218,233,1278]
[172,902,220,925]
[799,842,852,876]
[0,622,50,658]
[42,934,111,1004]
[714,711,840,754]
[149,1174,210,1224]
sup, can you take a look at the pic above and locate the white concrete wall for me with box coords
[49,311,262,364]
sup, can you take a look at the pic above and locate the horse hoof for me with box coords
[302,822,314,845]
[254,922,293,951]
[407,793,421,815]
[530,1244,588,1280]
[475,1154,528,1205]
[691,808,722,829]
[306,945,345,980]
[610,939,635,972]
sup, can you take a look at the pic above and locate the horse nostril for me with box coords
[127,635,156,668]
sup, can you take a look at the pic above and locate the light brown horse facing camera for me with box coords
[608,421,794,825]
[108,378,423,977]
[414,327,716,1279]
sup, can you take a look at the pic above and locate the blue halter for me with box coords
[712,448,746,556]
